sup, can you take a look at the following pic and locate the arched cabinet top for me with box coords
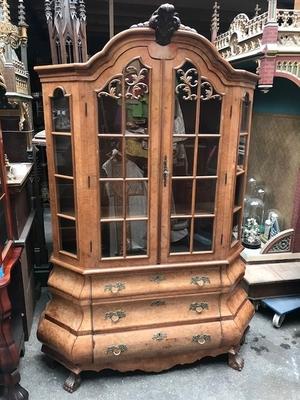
[35,26,257,89]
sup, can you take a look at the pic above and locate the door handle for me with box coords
[163,155,169,187]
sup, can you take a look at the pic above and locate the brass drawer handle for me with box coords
[105,310,126,323]
[192,334,211,345]
[189,302,209,314]
[150,300,166,307]
[107,345,128,356]
[104,282,125,294]
[152,332,167,341]
[150,274,166,284]
[191,276,211,287]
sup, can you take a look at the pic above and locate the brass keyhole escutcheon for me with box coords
[197,279,204,287]
[113,348,121,356]
[111,314,119,323]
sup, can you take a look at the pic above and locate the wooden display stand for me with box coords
[36,4,257,392]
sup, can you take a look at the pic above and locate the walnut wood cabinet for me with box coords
[36,5,257,392]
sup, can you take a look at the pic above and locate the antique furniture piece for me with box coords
[36,4,257,392]
[0,122,28,399]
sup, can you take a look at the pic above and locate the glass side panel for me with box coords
[170,218,191,253]
[51,88,71,132]
[193,217,214,251]
[0,199,8,250]
[197,137,219,176]
[53,135,73,176]
[175,62,198,134]
[56,178,75,217]
[59,217,77,254]
[240,93,251,133]
[199,81,222,134]
[234,174,245,208]
[99,58,150,259]
[238,135,247,169]
[98,77,122,134]
[195,179,216,214]
[231,210,242,243]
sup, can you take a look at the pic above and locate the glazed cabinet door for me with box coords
[96,51,162,266]
[159,56,228,263]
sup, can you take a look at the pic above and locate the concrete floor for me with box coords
[10,292,299,400]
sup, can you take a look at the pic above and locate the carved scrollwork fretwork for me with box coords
[125,65,149,100]
[261,229,294,254]
[200,81,222,101]
[175,68,198,101]
[98,76,122,99]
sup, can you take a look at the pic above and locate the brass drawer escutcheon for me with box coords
[150,300,166,307]
[104,282,125,294]
[105,310,126,323]
[191,276,211,287]
[189,302,209,314]
[107,344,128,356]
[192,334,211,345]
[152,332,167,341]
[150,274,166,284]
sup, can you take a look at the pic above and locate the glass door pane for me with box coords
[98,58,150,259]
[168,61,222,255]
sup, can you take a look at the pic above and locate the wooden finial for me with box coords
[211,1,220,43]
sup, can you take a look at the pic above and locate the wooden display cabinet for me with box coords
[36,4,257,392]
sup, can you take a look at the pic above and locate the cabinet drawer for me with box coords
[92,266,221,300]
[93,321,222,364]
[92,293,220,332]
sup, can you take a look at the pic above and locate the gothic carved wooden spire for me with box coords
[45,0,88,64]
[18,0,27,26]
[1,0,11,22]
[211,1,220,43]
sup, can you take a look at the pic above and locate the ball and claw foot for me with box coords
[63,372,81,393]
[4,383,29,400]
[228,348,244,371]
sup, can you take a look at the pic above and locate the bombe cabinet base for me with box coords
[37,256,254,391]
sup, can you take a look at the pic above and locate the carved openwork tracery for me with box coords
[97,77,122,99]
[261,229,294,254]
[175,61,222,103]
[125,65,149,100]
[201,81,222,101]
[175,68,198,101]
